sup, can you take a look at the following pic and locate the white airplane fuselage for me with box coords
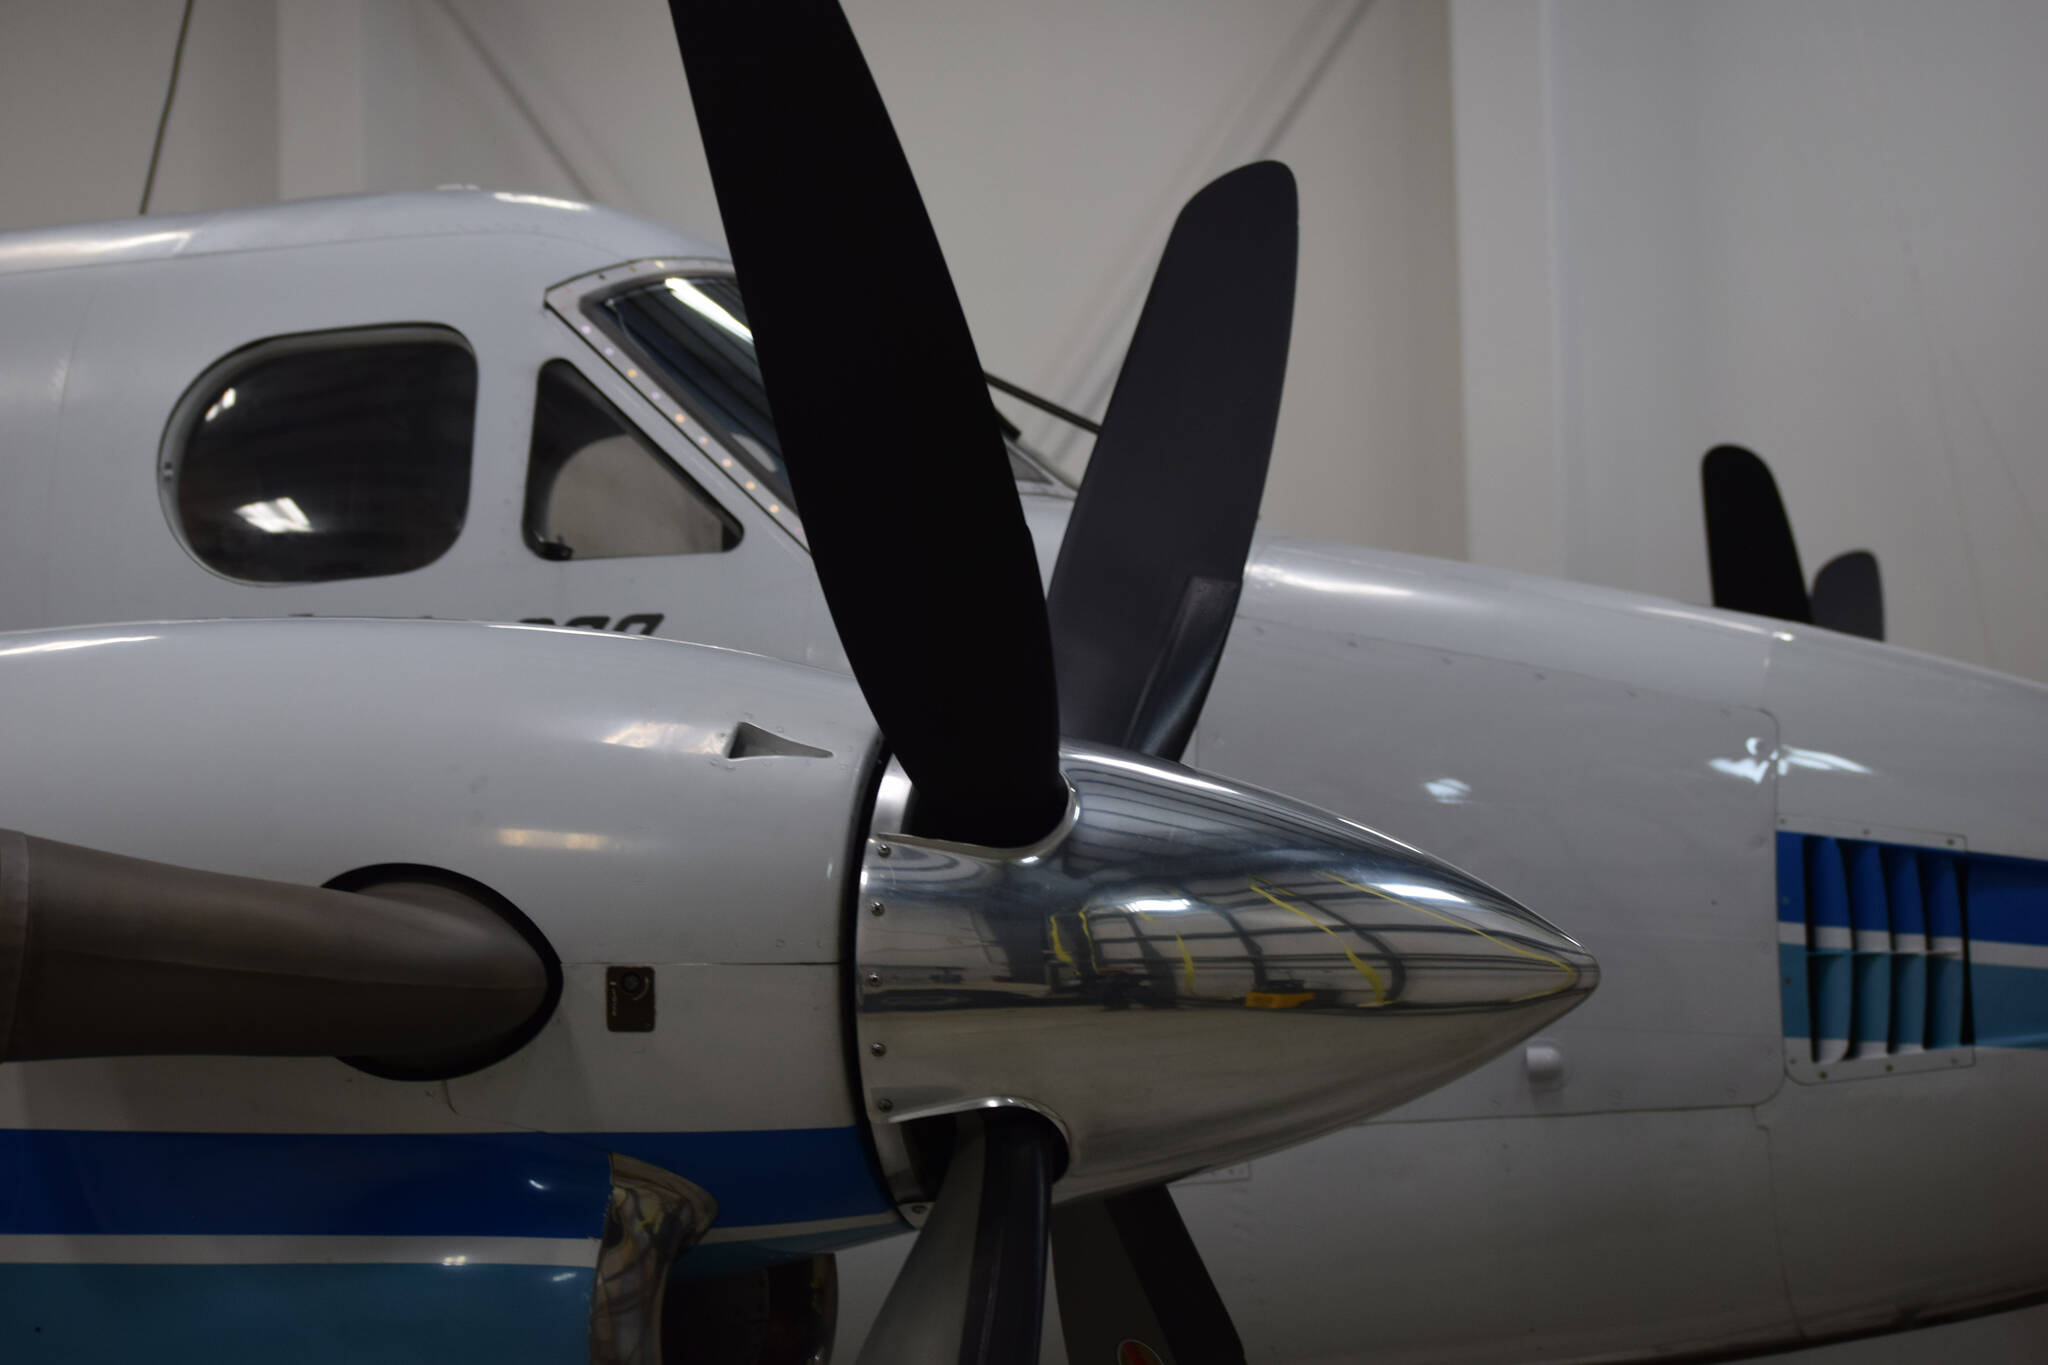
[0,193,2043,1363]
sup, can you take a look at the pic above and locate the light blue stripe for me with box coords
[0,1262,592,1364]
[1969,962,2048,1049]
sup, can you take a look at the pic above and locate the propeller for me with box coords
[1038,160,1296,1365]
[1701,444,1812,624]
[667,1,1298,1359]
[1811,549,1884,641]
[1046,161,1296,761]
[1700,445,1885,640]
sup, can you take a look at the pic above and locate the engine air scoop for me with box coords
[854,743,1598,1204]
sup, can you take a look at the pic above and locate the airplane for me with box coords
[0,1,2043,1362]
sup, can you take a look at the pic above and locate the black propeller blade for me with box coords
[1047,162,1297,763]
[1812,549,1885,641]
[1038,161,1295,1365]
[667,0,1065,850]
[1702,444,1812,624]
[857,1111,1056,1365]
[1052,1186,1245,1365]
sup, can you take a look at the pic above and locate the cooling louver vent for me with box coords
[1778,833,1968,1064]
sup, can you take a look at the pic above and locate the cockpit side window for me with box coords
[586,276,793,507]
[575,268,1071,520]
[164,326,475,584]
[523,360,740,561]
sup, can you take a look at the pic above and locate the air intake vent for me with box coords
[1778,832,1968,1067]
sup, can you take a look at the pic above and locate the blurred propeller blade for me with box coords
[856,1111,1057,1365]
[1812,549,1885,641]
[1052,1186,1245,1365]
[1039,163,1293,1363]
[1047,162,1298,762]
[1701,444,1813,624]
[666,0,1066,847]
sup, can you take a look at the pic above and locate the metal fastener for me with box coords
[876,1098,894,1113]
[876,842,892,858]
[869,900,885,916]
[865,971,881,988]
[870,1042,887,1057]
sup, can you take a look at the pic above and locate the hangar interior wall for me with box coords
[1456,0,2048,685]
[1,0,2044,687]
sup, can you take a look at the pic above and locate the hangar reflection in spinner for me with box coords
[0,2,2043,1363]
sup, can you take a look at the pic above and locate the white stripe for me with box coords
[0,1235,597,1267]
[1968,940,2048,970]
[699,1211,899,1245]
[1813,926,1853,952]
[1779,923,1807,947]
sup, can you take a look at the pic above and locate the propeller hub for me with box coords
[853,744,1598,1206]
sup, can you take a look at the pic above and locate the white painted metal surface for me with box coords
[0,618,877,1141]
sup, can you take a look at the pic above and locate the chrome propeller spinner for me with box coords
[856,745,1596,1207]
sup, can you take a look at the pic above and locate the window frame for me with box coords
[158,323,479,586]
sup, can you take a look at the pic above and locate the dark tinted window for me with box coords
[169,328,475,583]
[524,361,740,560]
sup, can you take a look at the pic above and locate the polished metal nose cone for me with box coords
[853,744,1597,1205]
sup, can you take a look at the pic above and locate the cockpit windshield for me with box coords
[583,274,1064,517]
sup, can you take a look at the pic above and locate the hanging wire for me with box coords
[139,0,198,215]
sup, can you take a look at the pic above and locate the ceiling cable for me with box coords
[139,0,198,215]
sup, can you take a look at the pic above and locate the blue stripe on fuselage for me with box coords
[1776,832,2048,1050]
[0,1262,592,1364]
[0,1127,888,1237]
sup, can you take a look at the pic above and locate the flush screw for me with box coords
[869,900,885,916]
[876,1097,895,1113]
[870,1042,887,1057]
[865,971,881,988]
[876,843,892,858]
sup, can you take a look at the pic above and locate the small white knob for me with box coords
[1525,1039,1565,1089]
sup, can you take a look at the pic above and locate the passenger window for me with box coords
[524,360,740,560]
[165,327,476,583]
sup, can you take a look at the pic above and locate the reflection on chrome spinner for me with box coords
[855,743,1598,1204]
[589,1154,718,1365]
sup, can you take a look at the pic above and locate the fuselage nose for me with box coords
[851,744,1599,1205]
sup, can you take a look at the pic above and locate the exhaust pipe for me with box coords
[0,829,550,1071]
